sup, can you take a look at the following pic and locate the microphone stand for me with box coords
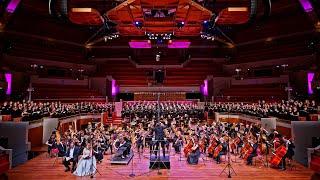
[129,150,135,177]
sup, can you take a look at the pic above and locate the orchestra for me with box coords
[45,102,298,176]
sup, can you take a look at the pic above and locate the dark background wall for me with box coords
[0,122,29,167]
[291,121,320,166]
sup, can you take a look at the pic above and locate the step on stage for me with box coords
[149,155,170,169]
[110,151,134,165]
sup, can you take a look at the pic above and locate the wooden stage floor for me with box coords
[8,148,315,180]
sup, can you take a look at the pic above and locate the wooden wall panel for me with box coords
[28,126,43,148]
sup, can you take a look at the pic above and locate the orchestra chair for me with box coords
[298,117,306,121]
[219,154,227,163]
[1,115,12,122]
[253,155,264,167]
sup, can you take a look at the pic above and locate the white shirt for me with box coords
[69,147,74,159]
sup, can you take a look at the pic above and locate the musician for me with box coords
[62,141,80,173]
[114,136,131,159]
[187,138,201,165]
[57,138,67,157]
[46,134,57,157]
[246,138,259,166]
[73,142,97,176]
[136,132,144,153]
[93,141,104,164]
[153,122,166,157]
[280,137,295,170]
[173,132,183,153]
[216,137,228,164]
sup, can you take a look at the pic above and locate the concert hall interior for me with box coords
[0,0,320,179]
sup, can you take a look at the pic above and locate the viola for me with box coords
[269,145,287,167]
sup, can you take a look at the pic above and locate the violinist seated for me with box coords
[93,141,104,164]
[187,138,201,165]
[46,134,58,157]
[246,139,259,166]
[57,138,68,157]
[173,133,183,154]
[114,136,131,159]
[216,138,228,164]
[63,141,81,173]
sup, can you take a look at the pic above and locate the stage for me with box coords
[7,148,316,180]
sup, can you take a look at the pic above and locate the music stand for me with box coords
[149,139,170,175]
[89,140,101,178]
[219,139,237,178]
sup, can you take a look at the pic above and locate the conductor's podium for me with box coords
[149,155,171,169]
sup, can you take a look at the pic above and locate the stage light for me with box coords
[156,53,160,62]
[177,21,185,29]
[134,21,143,29]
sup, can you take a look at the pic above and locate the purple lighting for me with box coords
[111,79,117,96]
[129,40,151,48]
[299,0,313,12]
[308,72,315,95]
[168,40,191,48]
[203,80,208,96]
[5,73,12,95]
[6,0,21,13]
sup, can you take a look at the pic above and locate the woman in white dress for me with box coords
[73,143,97,177]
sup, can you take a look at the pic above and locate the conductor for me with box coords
[153,122,166,157]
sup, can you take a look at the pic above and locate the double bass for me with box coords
[269,145,287,167]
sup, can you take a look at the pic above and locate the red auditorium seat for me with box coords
[0,153,9,175]
[1,115,12,122]
[310,150,320,173]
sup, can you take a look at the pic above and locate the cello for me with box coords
[269,145,287,167]
[184,138,194,157]
[207,136,218,155]
[213,144,223,158]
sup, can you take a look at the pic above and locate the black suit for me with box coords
[63,146,81,171]
[153,125,166,157]
[57,143,67,157]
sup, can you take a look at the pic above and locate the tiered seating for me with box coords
[218,84,287,102]
[32,83,104,101]
[6,39,85,63]
[102,59,224,87]
[233,35,313,63]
